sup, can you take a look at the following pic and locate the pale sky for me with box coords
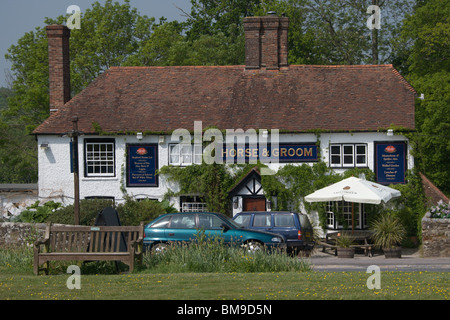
[0,0,192,88]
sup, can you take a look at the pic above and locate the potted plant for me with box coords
[371,213,406,258]
[336,232,355,258]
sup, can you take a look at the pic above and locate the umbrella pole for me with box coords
[352,202,354,235]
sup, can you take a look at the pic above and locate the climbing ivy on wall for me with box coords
[159,161,377,224]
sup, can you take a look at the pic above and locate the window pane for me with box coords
[356,155,366,164]
[356,145,366,154]
[253,214,271,227]
[331,145,341,154]
[331,155,341,164]
[274,214,295,227]
[170,215,196,228]
[198,214,223,229]
[343,145,353,155]
[193,145,203,164]
[344,155,353,164]
[181,145,192,164]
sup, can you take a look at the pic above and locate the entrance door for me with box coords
[243,198,266,211]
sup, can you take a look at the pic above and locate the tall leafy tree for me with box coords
[401,0,450,195]
[2,0,154,183]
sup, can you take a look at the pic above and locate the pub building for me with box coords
[34,15,416,231]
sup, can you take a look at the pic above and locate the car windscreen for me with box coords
[233,214,251,227]
[218,213,244,228]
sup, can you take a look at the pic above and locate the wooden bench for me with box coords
[319,241,338,255]
[350,244,373,257]
[34,222,144,275]
[320,238,374,257]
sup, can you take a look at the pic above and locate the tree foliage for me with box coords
[1,0,447,199]
[400,0,450,195]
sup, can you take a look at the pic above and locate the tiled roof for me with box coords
[33,64,416,135]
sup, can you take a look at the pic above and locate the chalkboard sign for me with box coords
[126,144,158,187]
[375,142,406,184]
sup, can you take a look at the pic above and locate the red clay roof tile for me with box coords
[33,64,416,135]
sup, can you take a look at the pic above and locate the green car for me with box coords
[143,212,285,253]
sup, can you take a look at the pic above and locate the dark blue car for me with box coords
[233,211,315,254]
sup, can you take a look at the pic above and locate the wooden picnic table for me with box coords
[321,230,374,257]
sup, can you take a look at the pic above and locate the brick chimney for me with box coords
[46,25,71,113]
[243,13,289,70]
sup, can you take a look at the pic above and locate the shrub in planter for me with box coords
[371,213,406,258]
[336,232,355,258]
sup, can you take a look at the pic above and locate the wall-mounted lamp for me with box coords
[266,199,272,210]
[233,197,239,209]
[40,143,49,150]
[159,135,165,144]
[136,132,143,140]
[262,130,269,139]
[387,129,394,137]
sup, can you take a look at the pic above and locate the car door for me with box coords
[271,213,298,243]
[250,213,272,233]
[164,214,197,243]
[198,213,240,244]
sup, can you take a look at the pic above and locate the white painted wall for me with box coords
[37,131,413,212]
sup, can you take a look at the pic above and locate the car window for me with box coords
[233,215,251,227]
[298,214,312,230]
[198,214,224,229]
[274,214,295,227]
[253,214,271,227]
[150,215,171,228]
[169,214,196,229]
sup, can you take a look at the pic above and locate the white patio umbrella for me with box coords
[304,176,401,233]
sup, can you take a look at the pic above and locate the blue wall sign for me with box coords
[375,142,406,184]
[127,144,158,187]
[222,143,318,163]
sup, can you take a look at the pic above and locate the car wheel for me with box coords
[151,242,168,254]
[245,240,264,253]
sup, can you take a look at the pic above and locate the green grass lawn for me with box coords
[1,244,448,300]
[0,270,448,300]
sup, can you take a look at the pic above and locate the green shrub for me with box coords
[12,201,62,223]
[47,199,114,225]
[116,198,166,226]
[371,212,406,249]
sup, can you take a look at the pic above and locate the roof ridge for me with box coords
[109,64,395,70]
[109,65,243,70]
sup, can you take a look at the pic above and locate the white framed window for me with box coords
[182,202,208,212]
[326,202,335,228]
[342,144,354,167]
[330,145,341,167]
[85,140,115,177]
[169,144,202,166]
[355,144,367,166]
[326,201,363,229]
[180,196,207,212]
[329,144,367,168]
